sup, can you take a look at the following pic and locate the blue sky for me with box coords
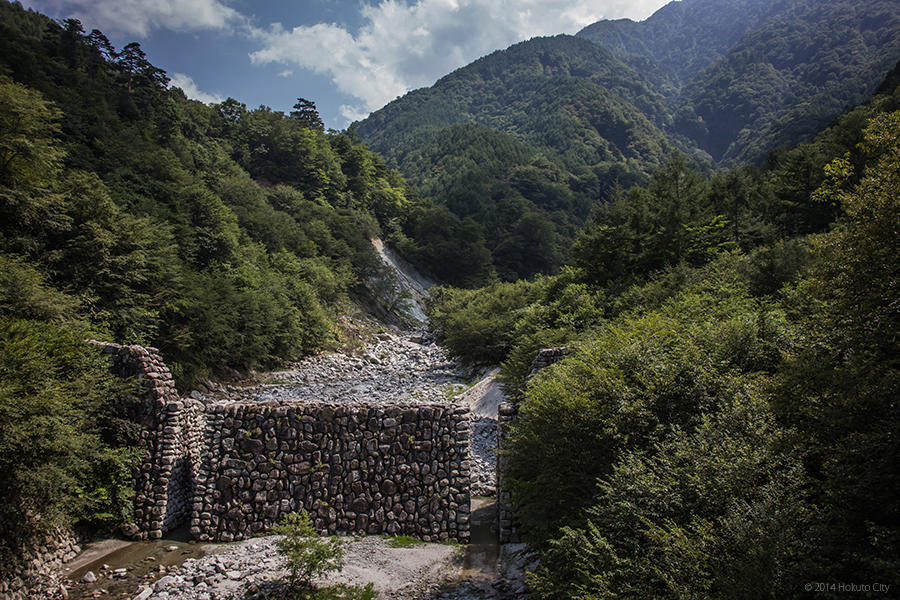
[21,0,670,129]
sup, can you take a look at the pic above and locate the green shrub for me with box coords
[503,283,792,544]
[500,274,605,390]
[530,394,812,600]
[774,111,900,586]
[427,279,546,365]
[285,583,377,600]
[0,316,139,574]
[275,511,345,590]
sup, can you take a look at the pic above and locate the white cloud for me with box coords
[278,69,294,78]
[169,72,224,105]
[340,104,372,123]
[23,0,244,36]
[249,0,669,121]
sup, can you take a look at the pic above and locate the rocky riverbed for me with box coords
[91,531,534,600]
[189,326,500,497]
[61,325,515,600]
[191,329,469,406]
[65,518,535,600]
[124,535,459,600]
[469,417,498,496]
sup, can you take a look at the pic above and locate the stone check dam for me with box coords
[93,341,472,545]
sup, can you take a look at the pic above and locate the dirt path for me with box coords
[457,370,505,418]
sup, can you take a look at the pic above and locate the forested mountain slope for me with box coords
[578,0,900,163]
[577,0,783,85]
[356,0,900,283]
[354,35,698,281]
[0,0,435,386]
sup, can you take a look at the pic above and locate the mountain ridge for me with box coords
[576,0,786,86]
[353,0,900,282]
[578,0,900,162]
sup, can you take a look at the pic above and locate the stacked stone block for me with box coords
[496,401,519,543]
[158,400,206,535]
[192,402,471,543]
[88,341,195,540]
[0,528,80,600]
[524,347,572,384]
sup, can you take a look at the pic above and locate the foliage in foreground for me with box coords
[272,511,377,600]
[275,511,346,590]
[773,111,900,586]
[530,394,811,599]
[504,273,790,543]
[513,111,900,598]
[429,99,900,596]
[0,256,139,576]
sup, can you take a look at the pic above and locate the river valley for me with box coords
[59,324,531,600]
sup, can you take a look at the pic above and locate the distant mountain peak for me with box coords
[353,0,900,279]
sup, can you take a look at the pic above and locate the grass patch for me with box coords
[441,382,473,401]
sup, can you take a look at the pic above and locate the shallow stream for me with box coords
[62,527,206,599]
[457,496,500,591]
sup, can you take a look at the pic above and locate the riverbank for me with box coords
[57,325,522,599]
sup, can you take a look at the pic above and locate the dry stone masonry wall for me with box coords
[159,400,206,534]
[0,528,80,600]
[524,347,572,382]
[94,342,472,544]
[496,401,520,544]
[89,341,203,540]
[193,401,471,542]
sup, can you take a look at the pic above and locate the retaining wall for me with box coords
[497,401,520,544]
[92,342,472,544]
[193,402,471,542]
[89,341,203,540]
[0,528,80,600]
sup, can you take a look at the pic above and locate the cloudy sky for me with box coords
[22,0,670,128]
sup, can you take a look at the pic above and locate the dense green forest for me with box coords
[356,0,900,283]
[0,0,489,568]
[354,35,694,282]
[1,0,899,595]
[428,61,900,597]
[0,2,412,385]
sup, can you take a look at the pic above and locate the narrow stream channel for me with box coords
[62,526,205,600]
[456,497,500,592]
